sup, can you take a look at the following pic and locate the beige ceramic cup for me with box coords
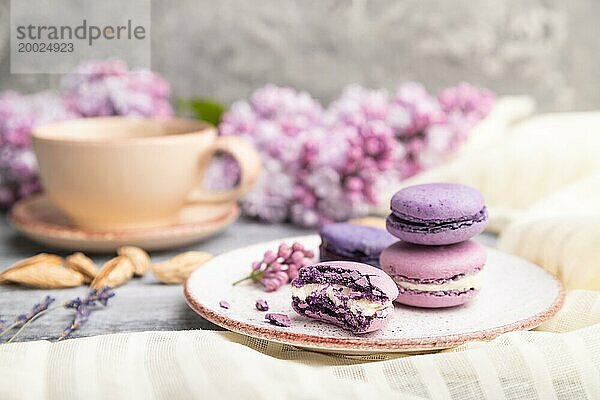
[32,117,261,230]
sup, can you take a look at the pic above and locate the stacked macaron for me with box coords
[381,183,488,308]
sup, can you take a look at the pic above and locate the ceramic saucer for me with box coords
[9,194,240,252]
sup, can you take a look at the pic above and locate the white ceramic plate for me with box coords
[185,235,564,354]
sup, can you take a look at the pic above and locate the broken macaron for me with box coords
[291,261,398,334]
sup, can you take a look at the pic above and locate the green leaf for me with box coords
[176,98,226,126]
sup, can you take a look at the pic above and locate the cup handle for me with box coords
[187,136,261,204]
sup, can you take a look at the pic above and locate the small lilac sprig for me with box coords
[58,287,115,341]
[0,295,56,342]
[233,242,314,292]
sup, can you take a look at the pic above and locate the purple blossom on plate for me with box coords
[255,299,269,311]
[265,313,291,327]
[233,242,314,292]
[219,300,230,309]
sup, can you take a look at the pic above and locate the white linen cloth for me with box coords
[1,289,599,400]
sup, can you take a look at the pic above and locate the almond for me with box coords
[152,251,212,284]
[117,246,150,276]
[0,253,86,288]
[65,252,98,283]
[90,255,134,289]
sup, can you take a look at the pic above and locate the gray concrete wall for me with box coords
[1,0,599,111]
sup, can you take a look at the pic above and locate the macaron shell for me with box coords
[390,183,485,221]
[319,223,398,259]
[396,289,479,308]
[295,304,389,334]
[380,240,487,280]
[386,215,488,245]
[300,261,400,301]
[319,244,381,267]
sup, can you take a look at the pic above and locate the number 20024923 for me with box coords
[17,42,74,52]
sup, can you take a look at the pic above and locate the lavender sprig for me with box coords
[1,295,56,342]
[58,287,115,341]
[16,295,56,327]
[64,287,115,309]
[1,288,115,343]
[59,304,91,341]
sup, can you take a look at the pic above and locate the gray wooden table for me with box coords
[0,217,496,342]
[0,216,312,342]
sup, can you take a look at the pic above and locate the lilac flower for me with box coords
[325,84,389,127]
[212,83,494,227]
[202,154,240,191]
[249,84,322,126]
[390,82,444,137]
[438,82,495,120]
[255,299,269,311]
[233,242,314,292]
[288,120,395,226]
[28,91,79,125]
[265,313,291,327]
[219,86,323,223]
[0,92,37,208]
[219,300,230,309]
[61,59,173,118]
[240,159,295,223]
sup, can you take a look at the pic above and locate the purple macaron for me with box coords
[291,261,399,334]
[319,223,398,268]
[380,240,486,308]
[386,183,488,245]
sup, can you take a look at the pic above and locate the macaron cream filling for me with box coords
[388,207,488,234]
[392,268,484,294]
[292,284,393,317]
[291,264,394,334]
